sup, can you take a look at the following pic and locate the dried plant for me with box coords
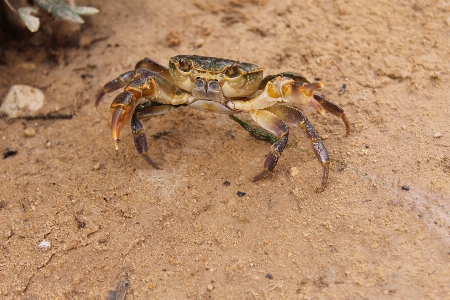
[3,0,99,32]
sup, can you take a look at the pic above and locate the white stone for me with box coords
[0,85,45,118]
[38,240,51,249]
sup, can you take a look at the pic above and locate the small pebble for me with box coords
[237,191,246,197]
[195,38,205,48]
[92,163,101,170]
[5,229,13,238]
[265,273,274,280]
[38,240,51,249]
[429,71,441,80]
[207,284,214,291]
[223,181,231,187]
[359,149,368,156]
[433,132,442,138]
[401,185,410,191]
[290,167,299,176]
[24,127,36,137]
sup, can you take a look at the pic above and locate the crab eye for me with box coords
[178,59,191,72]
[225,63,240,78]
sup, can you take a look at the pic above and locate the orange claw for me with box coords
[302,82,323,97]
[110,91,136,150]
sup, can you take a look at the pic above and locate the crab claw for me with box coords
[307,96,324,115]
[285,81,324,114]
[301,82,325,115]
[110,91,136,151]
[302,82,323,97]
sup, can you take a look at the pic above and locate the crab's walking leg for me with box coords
[313,93,350,135]
[229,115,279,144]
[248,110,289,181]
[96,58,171,106]
[131,103,176,169]
[96,71,135,106]
[265,104,330,190]
[135,58,171,81]
[110,73,185,151]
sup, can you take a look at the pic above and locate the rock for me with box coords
[1,85,45,118]
[38,240,51,249]
[194,38,205,48]
[359,149,368,156]
[24,127,36,137]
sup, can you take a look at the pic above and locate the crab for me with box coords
[96,55,350,190]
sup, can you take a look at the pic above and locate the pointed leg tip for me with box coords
[253,169,269,181]
[144,155,161,169]
[315,186,326,193]
[341,113,351,136]
[95,90,105,106]
[114,139,120,151]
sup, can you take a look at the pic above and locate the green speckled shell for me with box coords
[169,55,262,74]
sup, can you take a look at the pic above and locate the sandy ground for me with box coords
[1,0,450,299]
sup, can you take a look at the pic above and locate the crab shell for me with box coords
[168,55,263,98]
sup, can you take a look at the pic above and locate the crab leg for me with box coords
[96,71,135,106]
[131,103,176,169]
[265,104,330,190]
[96,58,171,106]
[109,73,186,151]
[258,73,350,135]
[229,115,279,144]
[248,110,289,181]
[281,80,350,135]
[313,93,350,135]
[135,58,171,81]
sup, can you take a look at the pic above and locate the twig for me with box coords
[24,113,73,120]
[3,0,17,13]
